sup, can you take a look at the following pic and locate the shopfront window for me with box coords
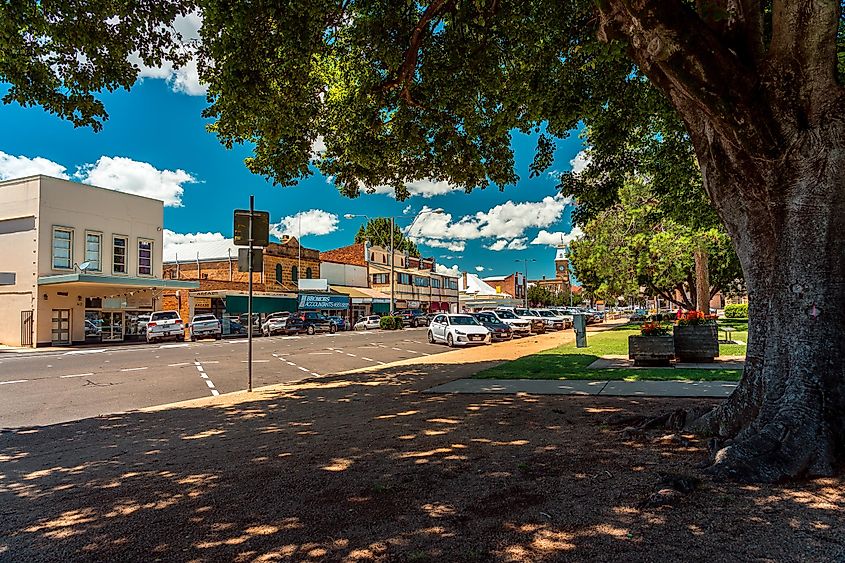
[275,263,283,282]
[138,239,153,276]
[85,232,102,271]
[52,227,73,270]
[291,266,298,282]
[372,273,389,284]
[305,267,312,279]
[113,236,127,274]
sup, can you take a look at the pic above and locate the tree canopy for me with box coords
[568,180,743,308]
[353,217,420,257]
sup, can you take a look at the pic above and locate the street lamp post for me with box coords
[345,209,443,315]
[515,258,536,308]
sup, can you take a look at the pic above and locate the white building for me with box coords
[458,273,522,311]
[0,175,197,347]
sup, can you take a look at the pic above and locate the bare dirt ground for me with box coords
[1,342,843,562]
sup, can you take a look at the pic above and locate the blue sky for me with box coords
[0,66,586,280]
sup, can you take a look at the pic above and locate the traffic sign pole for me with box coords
[248,195,254,392]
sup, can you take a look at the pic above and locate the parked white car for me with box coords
[532,308,567,330]
[354,315,382,330]
[190,314,222,341]
[486,309,531,336]
[146,311,185,343]
[428,314,490,347]
[262,312,291,337]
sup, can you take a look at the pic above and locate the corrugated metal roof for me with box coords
[163,239,241,263]
[461,273,511,297]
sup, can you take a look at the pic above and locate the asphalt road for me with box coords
[0,328,446,429]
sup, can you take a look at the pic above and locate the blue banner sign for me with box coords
[298,293,350,310]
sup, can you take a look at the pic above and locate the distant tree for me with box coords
[569,181,743,309]
[527,285,553,307]
[353,218,420,257]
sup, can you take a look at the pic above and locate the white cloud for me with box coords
[0,151,69,180]
[408,196,572,244]
[474,266,485,272]
[417,238,466,252]
[570,150,590,174]
[486,238,528,252]
[435,263,460,276]
[371,179,458,198]
[76,156,197,207]
[271,209,339,238]
[133,11,206,96]
[531,226,585,247]
[163,229,225,249]
[403,204,413,215]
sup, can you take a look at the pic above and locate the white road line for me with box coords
[308,352,333,355]
[64,349,106,355]
[196,365,205,372]
[392,347,403,351]
[404,349,419,354]
[360,357,375,362]
[211,389,220,396]
[168,362,191,367]
[0,379,28,385]
[297,366,309,372]
[310,372,320,377]
[241,359,270,363]
[200,374,209,379]
[205,380,215,388]
[194,361,220,397]
[285,361,296,366]
[346,353,357,357]
[120,367,148,372]
[60,373,93,378]
[203,361,220,364]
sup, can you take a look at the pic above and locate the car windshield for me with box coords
[496,310,518,319]
[193,315,216,322]
[448,315,479,326]
[514,309,530,316]
[152,312,179,321]
[474,313,497,323]
[537,310,555,317]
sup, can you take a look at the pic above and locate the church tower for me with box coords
[554,246,572,294]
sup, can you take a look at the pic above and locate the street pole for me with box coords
[298,214,302,284]
[247,195,254,392]
[523,260,528,308]
[390,216,395,314]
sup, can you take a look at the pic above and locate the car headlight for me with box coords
[455,330,466,335]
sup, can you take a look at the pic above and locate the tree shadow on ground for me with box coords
[0,362,842,562]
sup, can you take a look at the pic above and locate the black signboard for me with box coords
[233,209,270,247]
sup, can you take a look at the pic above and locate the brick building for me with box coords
[482,272,526,304]
[160,235,321,329]
[530,247,572,296]
[320,242,459,313]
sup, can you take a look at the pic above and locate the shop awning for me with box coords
[225,294,298,314]
[355,287,391,302]
[329,285,371,299]
[38,273,198,289]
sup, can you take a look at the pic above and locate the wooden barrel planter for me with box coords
[628,335,675,366]
[673,324,719,362]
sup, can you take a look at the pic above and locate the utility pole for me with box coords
[515,258,536,307]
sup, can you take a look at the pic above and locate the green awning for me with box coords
[372,302,391,314]
[225,295,297,314]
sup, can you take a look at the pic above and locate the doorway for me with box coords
[100,311,124,342]
[51,309,71,345]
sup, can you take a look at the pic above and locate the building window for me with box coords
[305,267,312,279]
[372,273,389,284]
[414,276,429,287]
[291,266,298,282]
[113,236,128,274]
[52,227,73,270]
[447,278,458,290]
[84,232,102,271]
[138,239,153,276]
[275,263,283,283]
[398,273,411,285]
[431,277,441,289]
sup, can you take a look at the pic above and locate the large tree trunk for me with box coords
[688,124,845,482]
[597,0,845,482]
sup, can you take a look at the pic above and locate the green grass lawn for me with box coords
[475,323,745,382]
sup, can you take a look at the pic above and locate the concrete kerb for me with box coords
[424,378,738,398]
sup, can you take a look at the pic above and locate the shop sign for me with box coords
[408,301,420,308]
[297,293,350,310]
[194,297,212,309]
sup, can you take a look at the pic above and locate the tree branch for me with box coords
[768,0,842,122]
[378,0,455,105]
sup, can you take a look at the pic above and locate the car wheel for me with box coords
[427,330,435,344]
[307,325,315,335]
[447,334,454,347]
[215,335,221,340]
[190,336,197,342]
[330,324,337,334]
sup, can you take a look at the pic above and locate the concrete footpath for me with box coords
[424,378,738,398]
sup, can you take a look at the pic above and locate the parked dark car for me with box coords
[471,312,513,342]
[395,309,429,327]
[327,315,348,331]
[283,316,306,335]
[298,311,336,335]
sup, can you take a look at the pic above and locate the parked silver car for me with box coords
[190,314,222,341]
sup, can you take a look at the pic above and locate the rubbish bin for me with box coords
[572,313,587,348]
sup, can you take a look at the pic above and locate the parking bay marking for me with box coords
[193,361,220,397]
[60,373,93,378]
[0,379,28,385]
